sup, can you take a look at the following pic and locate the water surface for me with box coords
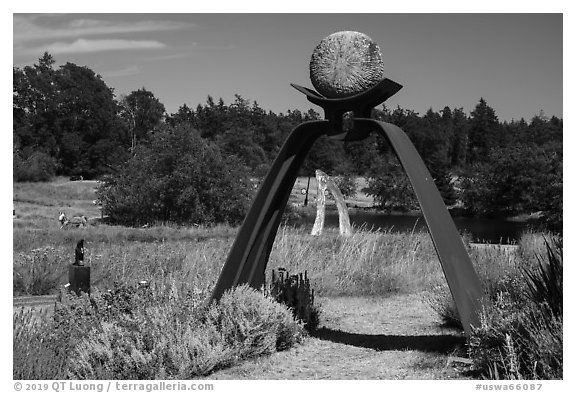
[297,210,532,244]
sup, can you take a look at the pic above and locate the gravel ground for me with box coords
[204,294,474,380]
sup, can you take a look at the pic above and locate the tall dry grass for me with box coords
[268,226,444,296]
[14,222,451,298]
[14,177,450,298]
[13,237,232,296]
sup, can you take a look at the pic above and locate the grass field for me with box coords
[12,177,561,379]
[12,177,451,299]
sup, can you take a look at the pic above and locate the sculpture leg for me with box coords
[356,118,485,336]
[210,120,329,301]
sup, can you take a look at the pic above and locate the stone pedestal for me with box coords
[68,265,90,295]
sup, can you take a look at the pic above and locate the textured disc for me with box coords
[310,31,384,98]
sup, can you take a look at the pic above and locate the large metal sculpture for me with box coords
[210,31,485,336]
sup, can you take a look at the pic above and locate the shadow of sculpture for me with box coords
[311,327,466,354]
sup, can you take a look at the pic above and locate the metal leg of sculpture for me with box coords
[210,120,329,301]
[356,118,485,336]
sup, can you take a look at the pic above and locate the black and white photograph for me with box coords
[8,5,566,388]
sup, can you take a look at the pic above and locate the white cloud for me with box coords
[142,52,195,62]
[19,38,166,55]
[13,15,193,43]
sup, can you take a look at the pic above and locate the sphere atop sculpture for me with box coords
[310,31,385,98]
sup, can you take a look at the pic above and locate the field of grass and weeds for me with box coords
[13,177,448,298]
[13,178,562,379]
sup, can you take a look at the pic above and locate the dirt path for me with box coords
[13,295,59,318]
[204,294,473,380]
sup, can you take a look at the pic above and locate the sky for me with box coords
[12,12,563,122]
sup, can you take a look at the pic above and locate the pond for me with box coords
[296,210,534,244]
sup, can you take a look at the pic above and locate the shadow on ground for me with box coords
[311,327,466,353]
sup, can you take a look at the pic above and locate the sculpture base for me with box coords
[68,265,90,295]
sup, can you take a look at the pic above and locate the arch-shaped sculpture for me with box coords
[210,79,485,336]
[311,169,353,237]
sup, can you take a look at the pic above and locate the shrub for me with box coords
[422,285,461,329]
[468,296,562,379]
[522,237,562,319]
[365,159,419,212]
[13,308,69,379]
[14,282,304,379]
[333,174,357,199]
[423,240,528,331]
[467,236,563,379]
[461,143,562,232]
[13,247,68,295]
[204,285,305,356]
[267,269,320,331]
[96,124,254,226]
[68,284,303,379]
[424,234,563,380]
[14,149,58,182]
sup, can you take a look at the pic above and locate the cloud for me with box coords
[19,38,166,55]
[142,52,195,62]
[13,15,193,43]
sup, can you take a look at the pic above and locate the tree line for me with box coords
[13,53,562,230]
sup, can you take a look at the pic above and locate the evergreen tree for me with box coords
[450,108,469,167]
[468,98,501,164]
[167,104,195,127]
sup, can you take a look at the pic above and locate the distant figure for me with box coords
[59,211,88,229]
[92,198,104,220]
[58,211,67,228]
[74,239,84,266]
